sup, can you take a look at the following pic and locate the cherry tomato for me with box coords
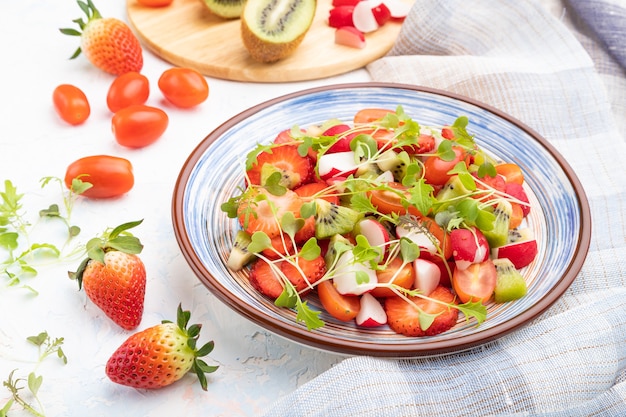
[367,182,423,217]
[53,84,90,125]
[106,72,150,113]
[65,155,134,199]
[423,146,466,186]
[317,280,361,322]
[371,257,414,298]
[452,259,497,304]
[419,217,453,260]
[111,104,169,148]
[353,108,395,124]
[495,163,524,185]
[158,68,209,108]
[137,0,173,6]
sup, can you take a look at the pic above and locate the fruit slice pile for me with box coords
[222,106,538,337]
[329,0,411,49]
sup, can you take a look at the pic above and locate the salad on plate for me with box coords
[220,106,538,337]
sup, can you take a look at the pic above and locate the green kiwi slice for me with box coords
[201,0,245,19]
[241,0,317,63]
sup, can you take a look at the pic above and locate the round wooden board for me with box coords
[126,0,412,82]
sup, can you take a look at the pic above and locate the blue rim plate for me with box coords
[172,83,591,357]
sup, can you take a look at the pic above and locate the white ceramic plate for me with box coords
[172,83,591,357]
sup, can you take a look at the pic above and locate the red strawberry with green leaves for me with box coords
[70,220,146,330]
[106,304,218,390]
[60,0,143,75]
[384,286,459,337]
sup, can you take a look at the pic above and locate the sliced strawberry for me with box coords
[384,286,458,337]
[332,0,360,6]
[294,215,316,244]
[247,144,312,189]
[237,188,304,238]
[294,181,340,205]
[248,259,285,299]
[280,256,327,295]
[329,6,356,28]
[261,233,295,259]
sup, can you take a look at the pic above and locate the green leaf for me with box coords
[70,177,93,195]
[418,311,437,331]
[299,237,321,260]
[399,238,420,263]
[295,299,324,330]
[300,201,317,218]
[108,219,143,239]
[106,235,143,254]
[248,232,271,253]
[264,172,287,196]
[27,332,48,347]
[280,211,303,238]
[27,372,43,396]
[0,231,19,250]
[196,341,215,357]
[220,197,240,218]
[355,270,371,285]
[457,300,488,324]
[275,283,298,308]
[406,180,434,216]
[195,358,219,373]
[39,204,61,218]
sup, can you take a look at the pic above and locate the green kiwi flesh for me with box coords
[241,0,317,63]
[314,198,361,239]
[201,0,245,19]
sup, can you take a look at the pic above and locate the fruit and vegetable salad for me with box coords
[220,106,538,337]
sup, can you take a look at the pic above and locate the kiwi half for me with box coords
[201,0,245,19]
[241,0,317,63]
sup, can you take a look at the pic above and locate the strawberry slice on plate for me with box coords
[384,286,459,337]
[237,188,304,238]
[248,256,326,300]
[247,144,312,189]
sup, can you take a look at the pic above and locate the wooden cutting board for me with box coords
[126,0,411,82]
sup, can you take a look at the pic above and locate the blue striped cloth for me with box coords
[567,0,626,70]
[264,0,626,415]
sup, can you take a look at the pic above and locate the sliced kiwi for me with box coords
[201,0,245,19]
[227,230,256,271]
[493,258,527,303]
[376,150,407,182]
[436,175,471,208]
[314,198,360,239]
[240,0,317,63]
[483,199,512,248]
[324,233,353,265]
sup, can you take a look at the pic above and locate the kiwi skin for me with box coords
[240,0,317,63]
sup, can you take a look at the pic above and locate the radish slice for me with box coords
[352,0,379,33]
[381,0,411,19]
[413,258,441,296]
[356,293,387,326]
[318,151,359,180]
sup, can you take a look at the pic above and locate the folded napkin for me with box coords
[265,0,626,415]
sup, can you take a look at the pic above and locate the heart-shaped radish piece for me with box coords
[352,0,380,33]
[413,258,440,296]
[356,293,387,326]
[333,251,378,295]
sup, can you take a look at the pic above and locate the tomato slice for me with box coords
[367,182,423,217]
[317,280,361,322]
[371,257,414,298]
[423,146,467,186]
[353,108,395,124]
[509,202,524,229]
[495,163,524,185]
[452,259,497,304]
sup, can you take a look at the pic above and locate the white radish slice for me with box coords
[318,151,359,180]
[333,251,378,296]
[352,0,380,33]
[413,258,441,296]
[356,293,387,326]
[381,0,411,19]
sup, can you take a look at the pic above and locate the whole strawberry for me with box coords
[106,304,218,390]
[70,219,146,330]
[60,0,143,75]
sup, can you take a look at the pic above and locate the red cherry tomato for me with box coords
[452,259,497,304]
[137,0,173,6]
[111,104,169,148]
[353,108,395,124]
[423,146,466,186]
[53,84,90,125]
[65,155,134,199]
[106,72,150,113]
[157,68,209,108]
[367,182,423,217]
